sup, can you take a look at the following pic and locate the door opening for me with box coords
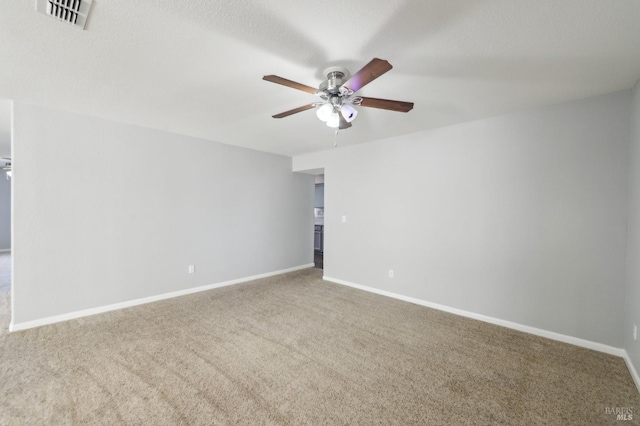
[0,99,12,334]
[314,174,324,269]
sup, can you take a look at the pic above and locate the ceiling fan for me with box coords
[263,58,414,130]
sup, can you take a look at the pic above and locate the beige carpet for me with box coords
[0,268,638,425]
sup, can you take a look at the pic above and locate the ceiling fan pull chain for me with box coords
[334,129,339,148]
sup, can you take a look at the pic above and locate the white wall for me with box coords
[0,171,9,250]
[294,90,631,348]
[0,100,9,250]
[12,102,314,325]
[626,81,640,377]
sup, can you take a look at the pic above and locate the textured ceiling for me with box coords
[1,1,640,156]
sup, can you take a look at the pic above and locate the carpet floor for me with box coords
[0,267,638,425]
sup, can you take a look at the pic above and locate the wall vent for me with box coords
[36,0,93,30]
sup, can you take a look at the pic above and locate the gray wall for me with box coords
[294,90,631,348]
[626,81,640,374]
[12,102,314,325]
[0,169,9,250]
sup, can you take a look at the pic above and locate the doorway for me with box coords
[0,181,10,334]
[0,99,11,334]
[314,174,324,269]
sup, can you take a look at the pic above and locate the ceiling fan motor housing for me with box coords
[319,67,350,94]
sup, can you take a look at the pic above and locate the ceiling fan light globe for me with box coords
[326,112,340,128]
[341,104,358,122]
[316,103,333,122]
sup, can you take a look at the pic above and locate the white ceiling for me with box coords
[1,1,639,156]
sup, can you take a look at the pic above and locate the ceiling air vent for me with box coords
[36,0,93,30]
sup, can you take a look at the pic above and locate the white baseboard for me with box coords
[9,263,315,332]
[623,351,640,394]
[323,276,625,358]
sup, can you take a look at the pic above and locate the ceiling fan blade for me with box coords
[338,114,352,130]
[360,97,414,112]
[340,58,393,93]
[263,75,318,94]
[272,104,316,119]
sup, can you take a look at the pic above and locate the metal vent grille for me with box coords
[36,0,93,30]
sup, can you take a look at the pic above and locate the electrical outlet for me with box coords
[634,324,637,341]
[188,265,195,274]
[389,269,394,278]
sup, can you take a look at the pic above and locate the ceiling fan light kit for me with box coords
[315,103,333,122]
[325,112,340,128]
[341,104,358,122]
[263,58,414,134]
